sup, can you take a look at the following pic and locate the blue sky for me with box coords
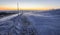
[0,0,60,10]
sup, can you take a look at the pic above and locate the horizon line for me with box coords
[0,7,60,10]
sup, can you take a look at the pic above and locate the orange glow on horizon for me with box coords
[20,8,53,10]
[0,7,58,10]
[0,7,17,10]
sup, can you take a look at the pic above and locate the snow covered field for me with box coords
[0,10,60,35]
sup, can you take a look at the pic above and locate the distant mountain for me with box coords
[43,9,60,15]
[0,10,19,13]
[0,12,16,18]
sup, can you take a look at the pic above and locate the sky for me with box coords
[0,0,60,10]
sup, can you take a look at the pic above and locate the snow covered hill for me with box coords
[0,9,60,35]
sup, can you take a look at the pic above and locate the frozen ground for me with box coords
[0,10,60,35]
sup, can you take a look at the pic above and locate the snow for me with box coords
[0,10,60,35]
